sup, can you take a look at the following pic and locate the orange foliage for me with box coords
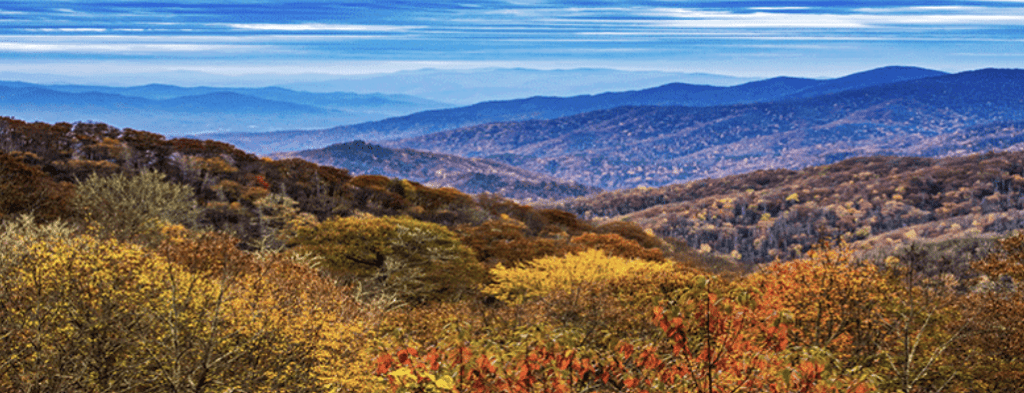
[744,241,893,363]
[0,152,73,221]
[375,274,876,393]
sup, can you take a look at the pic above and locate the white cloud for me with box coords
[28,28,108,32]
[853,6,980,13]
[0,42,253,53]
[636,7,1024,29]
[224,23,416,32]
[644,9,867,28]
[748,7,811,11]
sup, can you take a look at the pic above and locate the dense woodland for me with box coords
[2,116,1024,392]
[556,152,1024,272]
[276,140,601,202]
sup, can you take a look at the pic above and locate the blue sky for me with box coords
[1,1,1023,81]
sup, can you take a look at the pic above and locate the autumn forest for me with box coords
[2,110,1024,393]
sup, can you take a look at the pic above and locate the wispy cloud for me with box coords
[0,42,251,53]
[224,23,418,33]
[27,28,108,32]
[0,1,1022,77]
[640,6,1024,29]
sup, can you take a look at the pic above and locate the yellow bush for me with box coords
[484,248,674,302]
[0,227,378,392]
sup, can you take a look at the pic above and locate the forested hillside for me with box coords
[274,140,601,201]
[390,69,1024,189]
[555,152,1024,271]
[0,116,667,265]
[3,114,1024,392]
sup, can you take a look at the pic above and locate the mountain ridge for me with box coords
[0,81,450,135]
[208,65,947,154]
[384,68,1024,190]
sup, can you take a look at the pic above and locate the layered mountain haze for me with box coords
[280,67,757,104]
[211,66,946,155]
[0,81,450,135]
[387,68,1024,190]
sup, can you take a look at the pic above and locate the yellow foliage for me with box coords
[0,228,381,392]
[484,248,674,302]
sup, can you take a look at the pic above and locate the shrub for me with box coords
[484,249,674,302]
[72,169,197,243]
[290,214,485,303]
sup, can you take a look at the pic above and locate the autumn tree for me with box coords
[870,246,968,393]
[484,249,673,303]
[744,241,894,368]
[73,169,198,243]
[0,152,73,221]
[569,232,665,261]
[0,218,378,393]
[606,274,876,393]
[289,214,485,303]
[950,232,1024,391]
[378,273,876,393]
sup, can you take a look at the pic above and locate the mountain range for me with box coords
[210,66,946,155]
[2,68,755,105]
[280,67,757,104]
[0,81,450,136]
[382,68,1024,190]
[10,65,1024,203]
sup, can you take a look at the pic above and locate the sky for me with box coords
[0,1,1023,83]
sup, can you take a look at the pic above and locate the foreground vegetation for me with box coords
[2,117,1023,392]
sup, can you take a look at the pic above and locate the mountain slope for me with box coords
[273,141,601,201]
[207,66,947,154]
[386,69,1024,190]
[549,150,1024,265]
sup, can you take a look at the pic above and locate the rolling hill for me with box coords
[272,141,601,201]
[550,150,1024,267]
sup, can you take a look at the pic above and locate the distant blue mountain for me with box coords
[15,82,444,110]
[779,66,949,100]
[0,81,450,135]
[383,68,1024,190]
[207,66,948,154]
[281,67,756,104]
